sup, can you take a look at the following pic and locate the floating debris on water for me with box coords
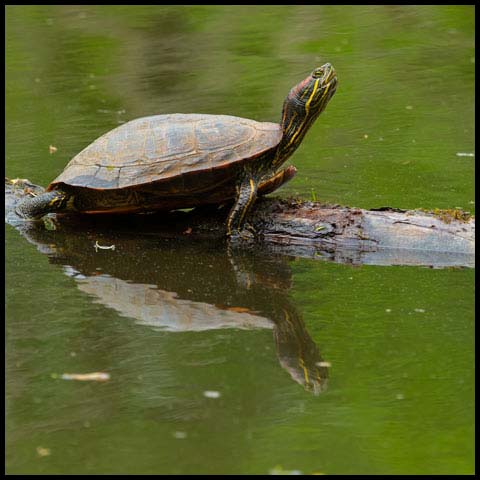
[49,145,58,154]
[414,308,426,313]
[203,390,221,399]
[94,240,116,252]
[456,152,474,157]
[36,446,51,457]
[269,465,302,475]
[54,372,111,382]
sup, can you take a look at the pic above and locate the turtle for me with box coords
[15,63,337,236]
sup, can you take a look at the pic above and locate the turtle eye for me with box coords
[313,67,324,78]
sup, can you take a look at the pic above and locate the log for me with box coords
[5,178,475,268]
[246,199,475,268]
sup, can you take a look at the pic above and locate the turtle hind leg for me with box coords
[14,190,71,219]
[257,165,298,197]
[227,176,258,237]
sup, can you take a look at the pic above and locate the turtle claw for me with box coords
[228,223,257,242]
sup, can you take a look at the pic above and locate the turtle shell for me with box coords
[48,114,282,192]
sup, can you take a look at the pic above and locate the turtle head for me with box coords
[292,64,337,112]
[275,64,337,165]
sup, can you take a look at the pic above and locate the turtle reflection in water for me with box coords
[6,184,329,394]
[68,274,328,394]
[15,64,337,237]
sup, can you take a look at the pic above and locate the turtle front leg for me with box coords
[15,190,71,219]
[226,176,258,237]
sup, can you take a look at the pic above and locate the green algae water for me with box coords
[5,5,474,475]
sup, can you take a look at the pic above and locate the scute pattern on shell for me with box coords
[49,114,282,190]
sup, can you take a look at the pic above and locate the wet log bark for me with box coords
[243,198,475,267]
[5,178,475,268]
